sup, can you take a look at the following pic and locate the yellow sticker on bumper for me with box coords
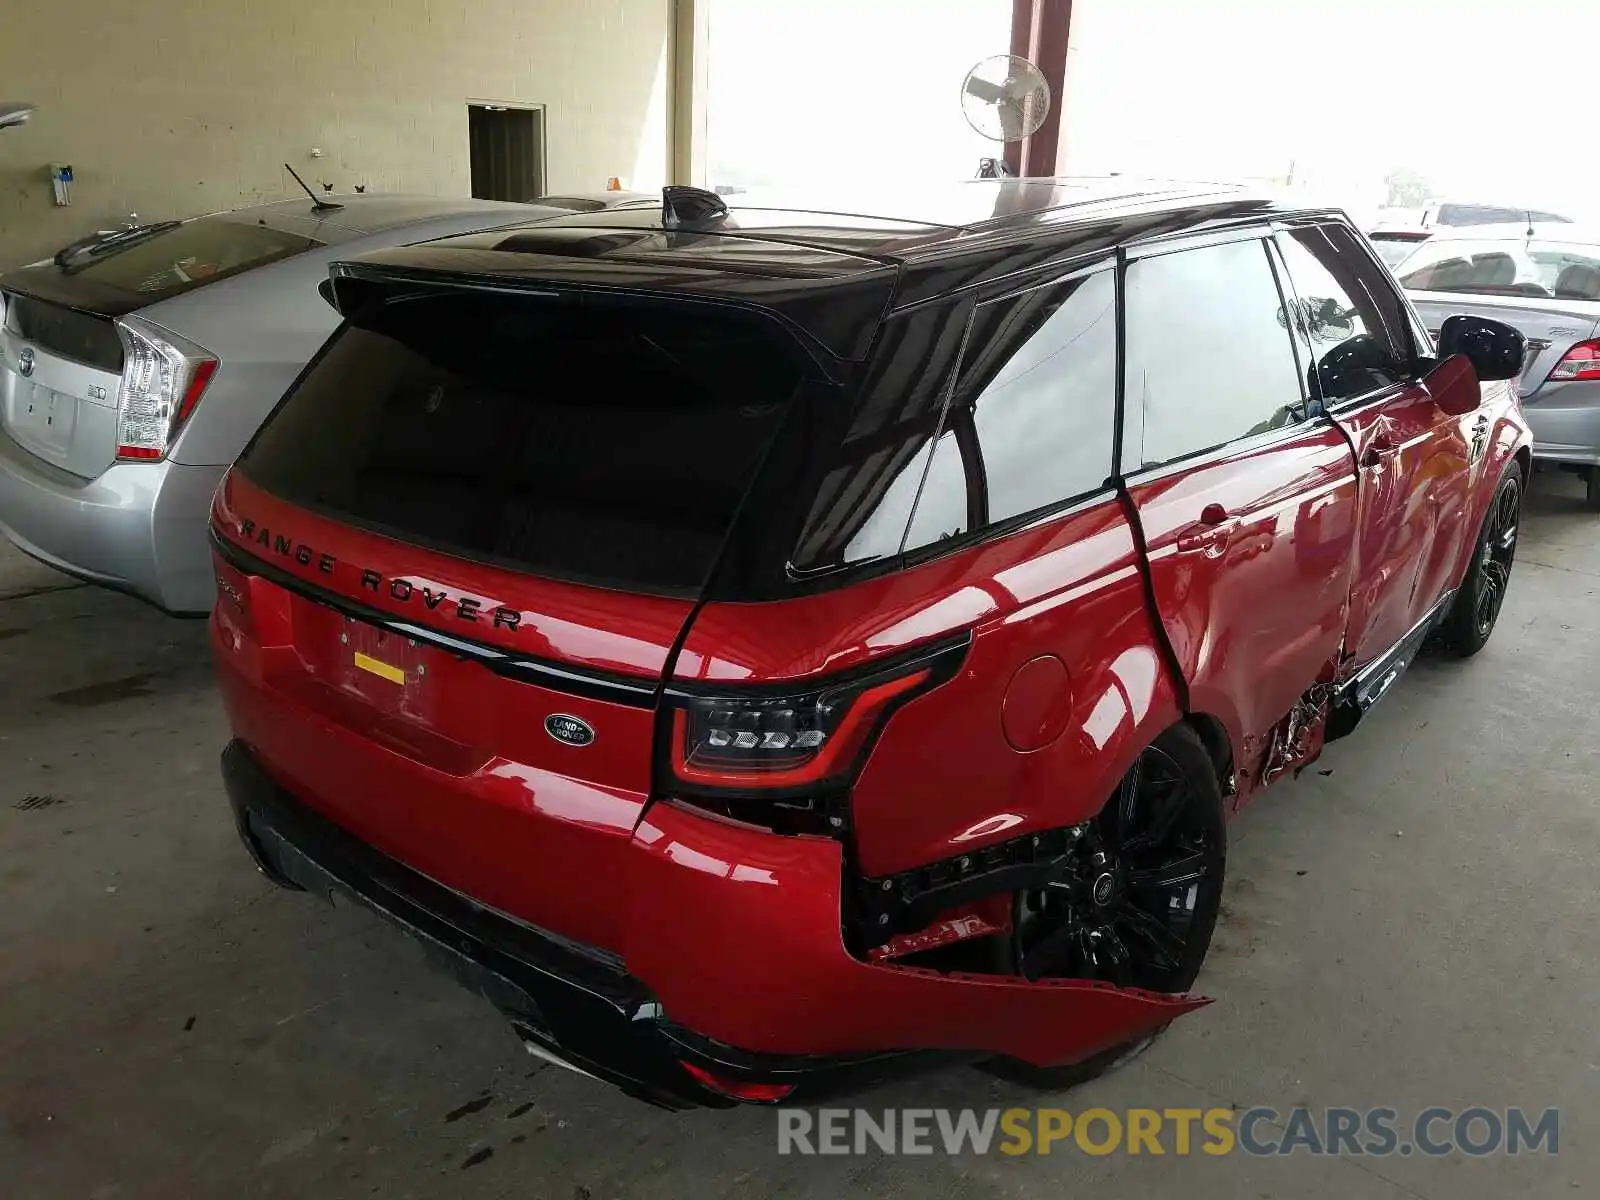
[353,652,405,685]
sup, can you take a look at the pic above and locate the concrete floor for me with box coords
[1,471,1596,1200]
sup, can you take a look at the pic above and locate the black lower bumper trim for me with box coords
[220,741,941,1108]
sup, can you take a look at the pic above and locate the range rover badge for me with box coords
[545,714,595,747]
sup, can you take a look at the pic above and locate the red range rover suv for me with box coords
[210,180,1531,1108]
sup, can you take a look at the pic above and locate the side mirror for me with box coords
[317,277,338,312]
[1437,314,1525,382]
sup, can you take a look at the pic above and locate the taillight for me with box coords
[661,638,967,832]
[1547,339,1600,383]
[114,317,217,461]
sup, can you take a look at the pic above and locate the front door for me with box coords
[1271,223,1474,669]
[1121,232,1359,767]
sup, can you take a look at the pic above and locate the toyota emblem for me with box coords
[17,346,34,378]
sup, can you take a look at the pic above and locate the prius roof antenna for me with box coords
[284,162,343,213]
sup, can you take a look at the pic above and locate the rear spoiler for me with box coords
[322,238,898,366]
[322,261,870,382]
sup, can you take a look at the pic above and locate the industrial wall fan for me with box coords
[961,55,1051,144]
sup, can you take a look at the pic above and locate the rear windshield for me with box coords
[238,290,807,595]
[1397,239,1600,300]
[55,217,318,301]
[3,293,123,371]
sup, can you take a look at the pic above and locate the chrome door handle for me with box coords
[1175,504,1239,554]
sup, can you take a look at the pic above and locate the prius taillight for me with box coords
[114,316,218,461]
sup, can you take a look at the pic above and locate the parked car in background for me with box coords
[0,191,648,613]
[1395,224,1600,507]
[1367,224,1432,267]
[1375,200,1573,230]
[211,180,1530,1107]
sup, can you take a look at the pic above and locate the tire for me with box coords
[1586,466,1600,512]
[979,722,1226,1090]
[1442,465,1522,658]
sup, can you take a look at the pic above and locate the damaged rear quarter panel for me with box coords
[623,803,1207,1068]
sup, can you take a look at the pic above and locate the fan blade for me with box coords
[964,75,1007,105]
[998,99,1024,143]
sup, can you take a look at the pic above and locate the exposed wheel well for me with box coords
[1513,446,1532,483]
[1183,714,1233,789]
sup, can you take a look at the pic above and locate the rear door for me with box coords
[1275,222,1474,665]
[1122,230,1360,770]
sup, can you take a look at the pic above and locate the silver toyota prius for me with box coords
[0,192,639,612]
[1396,224,1600,509]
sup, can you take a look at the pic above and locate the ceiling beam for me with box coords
[1003,0,1072,177]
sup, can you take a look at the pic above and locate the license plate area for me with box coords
[8,381,78,458]
[336,618,436,719]
[276,604,489,773]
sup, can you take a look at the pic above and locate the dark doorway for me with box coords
[468,104,545,201]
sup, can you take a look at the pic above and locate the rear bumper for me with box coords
[0,428,222,612]
[216,634,1206,1102]
[1525,384,1600,466]
[223,740,937,1109]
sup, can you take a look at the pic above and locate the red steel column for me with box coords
[1003,0,1073,177]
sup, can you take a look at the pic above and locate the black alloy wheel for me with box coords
[982,723,1225,1089]
[1011,730,1224,992]
[1444,465,1522,657]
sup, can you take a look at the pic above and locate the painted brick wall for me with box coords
[0,0,670,267]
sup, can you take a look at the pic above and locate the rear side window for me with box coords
[959,269,1117,524]
[789,302,970,573]
[1125,239,1305,467]
[240,292,807,595]
[55,218,317,301]
[1275,227,1412,404]
[902,429,969,550]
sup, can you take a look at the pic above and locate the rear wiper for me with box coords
[53,220,181,270]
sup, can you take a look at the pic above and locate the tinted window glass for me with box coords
[902,429,970,551]
[956,270,1116,523]
[790,302,969,572]
[1276,228,1411,404]
[1125,239,1305,467]
[54,217,317,300]
[241,292,806,595]
[3,294,123,371]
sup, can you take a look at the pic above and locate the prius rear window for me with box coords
[238,290,807,594]
[56,217,317,300]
